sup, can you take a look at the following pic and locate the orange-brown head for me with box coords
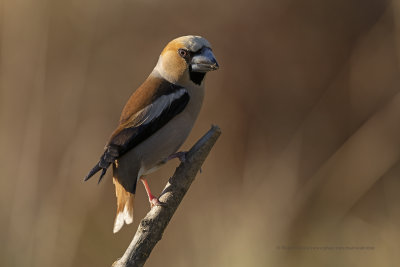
[153,35,219,86]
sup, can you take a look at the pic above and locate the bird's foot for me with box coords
[149,196,166,208]
[167,151,187,163]
[167,151,203,173]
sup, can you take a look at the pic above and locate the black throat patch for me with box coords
[189,66,206,85]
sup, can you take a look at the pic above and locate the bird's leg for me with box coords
[140,177,165,207]
[167,151,187,162]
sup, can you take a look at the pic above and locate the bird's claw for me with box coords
[168,151,187,163]
[150,197,166,208]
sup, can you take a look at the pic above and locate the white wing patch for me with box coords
[126,88,187,128]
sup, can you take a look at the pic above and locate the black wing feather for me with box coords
[110,92,189,154]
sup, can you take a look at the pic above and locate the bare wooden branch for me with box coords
[112,125,221,267]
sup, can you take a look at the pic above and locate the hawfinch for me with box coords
[84,35,219,233]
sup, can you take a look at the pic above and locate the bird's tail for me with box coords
[113,177,135,233]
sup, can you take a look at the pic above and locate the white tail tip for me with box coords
[113,204,133,233]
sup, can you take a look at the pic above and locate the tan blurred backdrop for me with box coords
[1,0,400,266]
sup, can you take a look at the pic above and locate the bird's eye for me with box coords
[178,49,188,58]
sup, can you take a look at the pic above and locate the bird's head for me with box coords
[154,35,219,86]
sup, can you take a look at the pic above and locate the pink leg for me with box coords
[140,177,164,207]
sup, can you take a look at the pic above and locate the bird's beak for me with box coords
[190,48,219,72]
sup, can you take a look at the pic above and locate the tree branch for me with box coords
[112,125,222,267]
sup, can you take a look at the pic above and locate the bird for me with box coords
[84,35,219,233]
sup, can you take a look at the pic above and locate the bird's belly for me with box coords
[135,111,197,175]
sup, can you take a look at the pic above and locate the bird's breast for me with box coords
[136,86,204,175]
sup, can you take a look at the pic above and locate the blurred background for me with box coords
[1,0,400,266]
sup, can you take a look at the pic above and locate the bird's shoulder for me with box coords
[119,76,184,124]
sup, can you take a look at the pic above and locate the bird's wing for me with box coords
[84,81,189,183]
[108,87,189,154]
